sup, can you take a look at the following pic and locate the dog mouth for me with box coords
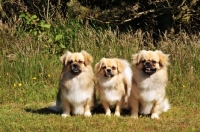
[142,65,156,75]
[104,73,114,78]
[71,64,81,74]
[104,70,114,78]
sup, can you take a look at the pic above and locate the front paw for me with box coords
[105,110,111,116]
[61,113,70,118]
[151,113,159,119]
[114,111,120,116]
[131,113,138,119]
[84,111,92,117]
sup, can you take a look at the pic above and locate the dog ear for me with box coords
[155,50,170,67]
[95,62,101,73]
[81,50,93,66]
[60,51,71,65]
[115,59,125,73]
[132,50,147,65]
[95,58,105,73]
[132,53,138,65]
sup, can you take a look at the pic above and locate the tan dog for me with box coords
[49,50,95,117]
[128,50,170,119]
[95,58,132,116]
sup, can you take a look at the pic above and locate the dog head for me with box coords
[95,58,125,78]
[60,50,93,75]
[132,50,170,75]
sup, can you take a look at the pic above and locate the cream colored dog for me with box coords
[49,50,95,117]
[95,58,132,116]
[128,50,170,119]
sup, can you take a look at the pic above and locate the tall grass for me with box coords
[0,19,200,131]
[1,20,200,106]
[157,33,200,108]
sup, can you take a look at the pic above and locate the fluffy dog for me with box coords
[128,50,170,119]
[95,58,132,116]
[49,50,95,117]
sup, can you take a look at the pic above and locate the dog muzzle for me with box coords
[71,64,81,74]
[142,62,156,75]
[104,69,114,78]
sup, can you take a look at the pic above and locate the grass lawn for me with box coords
[0,102,200,131]
[1,25,200,131]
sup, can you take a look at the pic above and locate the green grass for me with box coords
[0,21,200,131]
[0,103,199,131]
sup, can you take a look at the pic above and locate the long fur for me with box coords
[128,50,170,119]
[95,58,132,116]
[49,50,95,117]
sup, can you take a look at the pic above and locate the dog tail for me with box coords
[119,59,133,102]
[124,61,132,83]
[49,88,62,113]
[119,59,132,82]
[48,101,62,113]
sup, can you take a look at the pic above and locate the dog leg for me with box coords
[151,106,161,119]
[84,100,92,117]
[114,100,122,116]
[61,99,71,118]
[130,99,139,119]
[151,98,170,119]
[102,100,111,116]
[151,100,162,119]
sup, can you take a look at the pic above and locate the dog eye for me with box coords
[68,60,73,64]
[141,59,146,63]
[102,66,106,69]
[152,60,157,64]
[78,60,83,64]
[112,66,116,70]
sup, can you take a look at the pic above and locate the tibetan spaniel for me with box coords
[128,50,170,119]
[95,58,132,116]
[49,50,95,117]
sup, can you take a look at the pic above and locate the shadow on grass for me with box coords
[92,104,131,116]
[25,103,131,116]
[25,107,60,115]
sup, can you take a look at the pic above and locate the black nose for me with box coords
[107,69,111,72]
[72,64,79,68]
[145,62,151,67]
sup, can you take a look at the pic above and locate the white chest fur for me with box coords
[104,88,122,105]
[62,77,92,104]
[137,73,167,114]
[100,77,124,105]
[139,75,165,102]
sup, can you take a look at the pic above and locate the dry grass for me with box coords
[0,24,200,131]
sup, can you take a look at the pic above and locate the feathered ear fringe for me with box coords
[95,58,106,73]
[60,51,72,65]
[81,50,93,66]
[132,50,147,65]
[155,50,170,67]
[132,53,139,65]
[115,59,125,73]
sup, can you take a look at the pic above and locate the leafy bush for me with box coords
[19,12,51,36]
[1,0,200,35]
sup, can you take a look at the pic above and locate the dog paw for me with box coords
[114,112,120,116]
[151,113,160,119]
[61,113,70,118]
[84,111,92,117]
[105,111,111,116]
[131,114,138,119]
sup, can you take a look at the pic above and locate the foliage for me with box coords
[0,23,200,131]
[0,1,200,131]
[1,0,200,35]
[19,12,51,36]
